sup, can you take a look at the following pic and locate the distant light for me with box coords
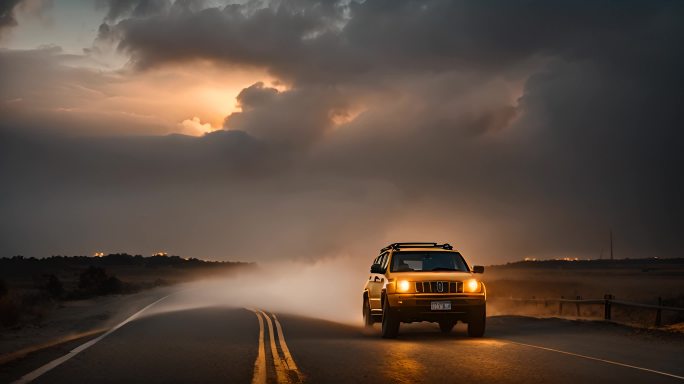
[93,252,104,257]
[153,252,168,257]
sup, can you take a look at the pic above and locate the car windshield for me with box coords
[390,251,469,272]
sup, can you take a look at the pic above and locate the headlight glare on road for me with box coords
[464,279,480,293]
[397,280,411,292]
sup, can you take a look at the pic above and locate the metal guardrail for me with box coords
[494,295,684,326]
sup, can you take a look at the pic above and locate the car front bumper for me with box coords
[386,293,485,323]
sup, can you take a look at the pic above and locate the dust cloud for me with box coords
[143,257,369,325]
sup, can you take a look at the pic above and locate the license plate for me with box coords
[431,301,451,311]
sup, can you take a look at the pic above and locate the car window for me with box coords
[390,251,469,272]
[379,252,388,271]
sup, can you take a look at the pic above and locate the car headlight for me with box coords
[464,279,480,293]
[397,280,411,292]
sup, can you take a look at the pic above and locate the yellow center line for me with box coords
[247,309,267,384]
[247,308,304,384]
[258,310,288,384]
[271,313,304,383]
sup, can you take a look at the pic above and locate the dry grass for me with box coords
[484,260,684,327]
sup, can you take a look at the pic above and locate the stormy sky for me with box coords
[1,0,682,264]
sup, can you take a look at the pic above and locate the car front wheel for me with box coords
[467,305,486,337]
[381,297,400,338]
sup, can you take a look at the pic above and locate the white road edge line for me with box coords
[506,340,684,381]
[12,292,175,384]
[247,309,267,384]
[258,310,288,383]
[272,313,304,382]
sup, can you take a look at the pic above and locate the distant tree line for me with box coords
[0,253,252,277]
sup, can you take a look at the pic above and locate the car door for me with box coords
[368,252,387,311]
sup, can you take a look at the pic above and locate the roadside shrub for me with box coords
[40,274,64,298]
[20,292,52,321]
[78,266,123,296]
[0,281,20,327]
[0,296,20,327]
[102,275,123,294]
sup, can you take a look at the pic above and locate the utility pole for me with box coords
[610,229,614,260]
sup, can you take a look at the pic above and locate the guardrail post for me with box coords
[655,297,662,327]
[559,296,564,315]
[576,296,581,316]
[604,294,613,320]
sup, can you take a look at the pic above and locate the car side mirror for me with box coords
[473,265,484,274]
[370,264,383,274]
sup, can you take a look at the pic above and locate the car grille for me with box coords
[414,281,460,293]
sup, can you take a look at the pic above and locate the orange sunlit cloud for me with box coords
[179,117,218,135]
[2,53,282,136]
[103,63,280,135]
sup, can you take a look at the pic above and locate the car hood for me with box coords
[390,271,477,281]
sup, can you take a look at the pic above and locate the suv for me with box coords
[362,242,486,338]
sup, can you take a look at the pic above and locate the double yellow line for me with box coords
[248,309,304,384]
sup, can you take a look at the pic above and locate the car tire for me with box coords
[438,320,455,333]
[363,297,374,327]
[381,297,400,338]
[467,305,486,337]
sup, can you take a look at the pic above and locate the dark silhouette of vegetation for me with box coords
[77,266,123,296]
[0,279,7,298]
[0,253,253,328]
[41,274,64,298]
[0,297,19,327]
[0,278,19,327]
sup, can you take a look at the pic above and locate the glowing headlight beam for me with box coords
[397,280,410,292]
[465,279,480,293]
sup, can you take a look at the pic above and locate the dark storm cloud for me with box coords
[0,0,22,34]
[1,0,683,262]
[224,82,347,147]
[107,0,683,84]
[101,0,171,22]
[101,0,337,80]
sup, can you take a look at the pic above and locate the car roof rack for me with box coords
[381,242,453,252]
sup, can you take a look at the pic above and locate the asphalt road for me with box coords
[4,291,683,384]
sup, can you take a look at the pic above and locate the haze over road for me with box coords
[3,289,682,384]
